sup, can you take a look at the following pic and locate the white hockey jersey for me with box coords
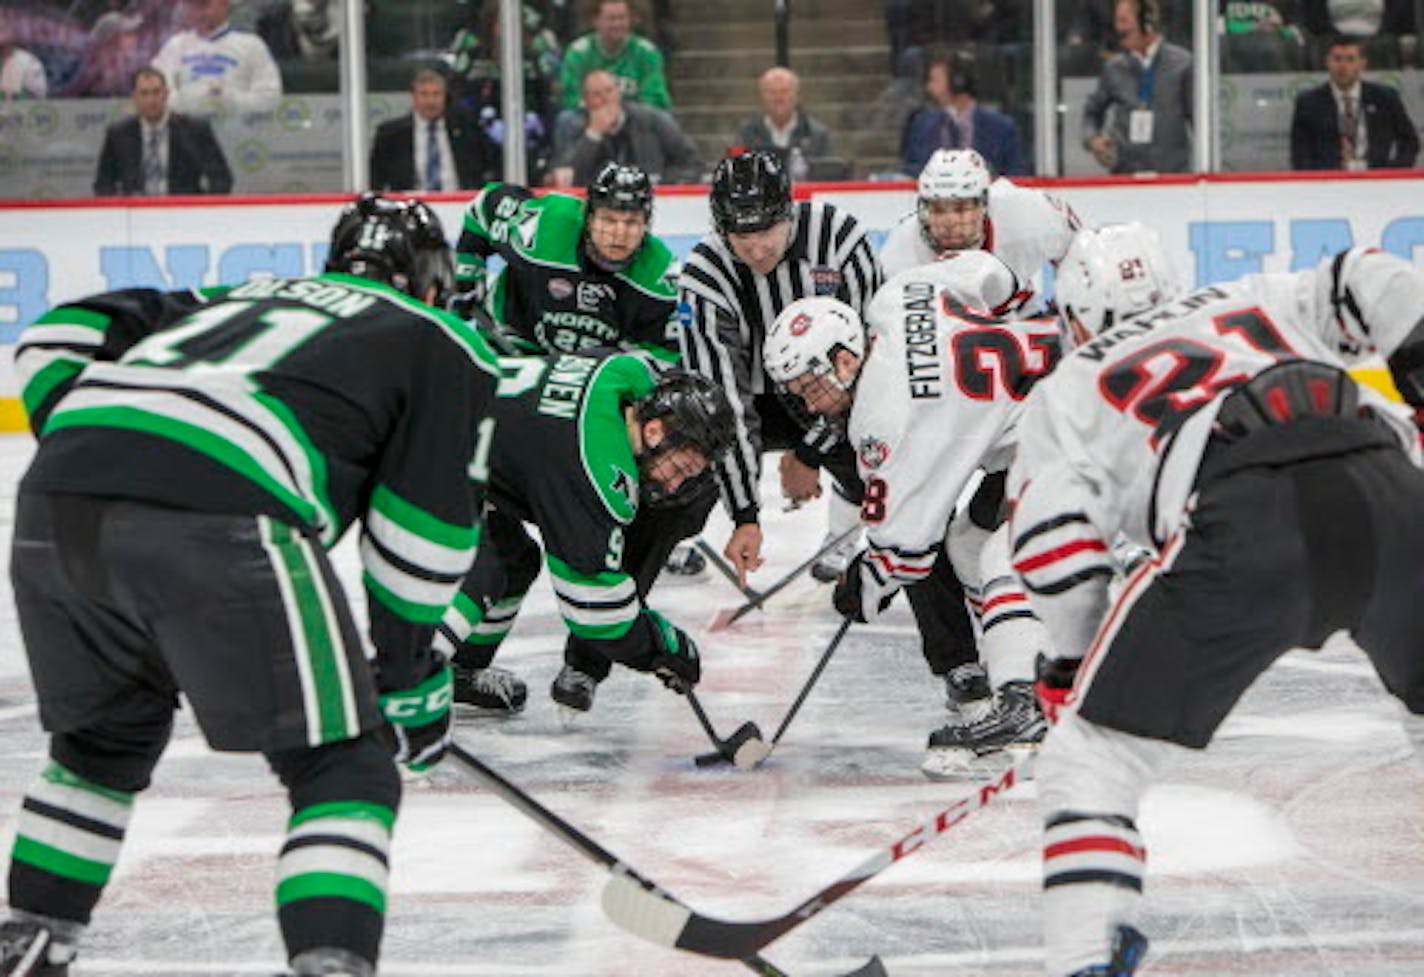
[878,178,1080,310]
[851,260,1061,610]
[151,25,283,115]
[1010,249,1424,662]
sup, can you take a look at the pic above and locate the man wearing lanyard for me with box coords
[1082,0,1193,174]
[1289,35,1419,172]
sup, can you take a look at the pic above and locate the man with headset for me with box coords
[901,47,1028,178]
[1082,0,1193,174]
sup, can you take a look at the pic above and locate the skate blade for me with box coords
[556,704,591,728]
[453,702,525,719]
[921,744,1038,782]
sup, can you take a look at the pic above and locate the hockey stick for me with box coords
[695,537,764,600]
[446,742,887,977]
[710,526,860,632]
[734,617,853,769]
[602,750,1031,960]
[685,686,766,769]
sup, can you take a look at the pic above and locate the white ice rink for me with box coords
[1,434,1422,977]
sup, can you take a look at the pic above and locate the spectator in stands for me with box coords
[93,66,233,195]
[1290,35,1419,169]
[0,15,48,99]
[1082,0,1193,173]
[1302,0,1415,38]
[449,0,560,180]
[550,68,699,186]
[1222,0,1307,72]
[559,0,671,111]
[370,68,500,192]
[903,47,1028,176]
[61,11,150,97]
[731,67,836,178]
[151,0,282,115]
[258,0,340,61]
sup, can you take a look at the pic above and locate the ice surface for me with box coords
[0,438,1421,976]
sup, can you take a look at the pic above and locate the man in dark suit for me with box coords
[1291,35,1419,171]
[370,68,499,192]
[901,47,1028,177]
[93,67,233,196]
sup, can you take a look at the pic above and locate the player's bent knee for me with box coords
[1037,714,1168,819]
[50,717,174,794]
[267,729,401,814]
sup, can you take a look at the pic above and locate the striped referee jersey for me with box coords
[677,200,882,524]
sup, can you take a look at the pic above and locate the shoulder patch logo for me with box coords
[858,435,890,470]
[609,466,639,509]
[549,277,574,300]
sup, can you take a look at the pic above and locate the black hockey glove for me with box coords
[1034,652,1081,725]
[644,609,701,693]
[832,551,894,623]
[378,663,454,771]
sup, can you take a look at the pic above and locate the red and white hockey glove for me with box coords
[1034,653,1082,725]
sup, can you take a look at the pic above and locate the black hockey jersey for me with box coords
[15,276,502,688]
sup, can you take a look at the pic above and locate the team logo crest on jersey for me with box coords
[811,265,843,296]
[549,277,574,300]
[577,281,615,312]
[858,436,890,469]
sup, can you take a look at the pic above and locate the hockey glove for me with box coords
[832,551,895,624]
[379,664,454,771]
[644,609,701,693]
[1034,652,1081,725]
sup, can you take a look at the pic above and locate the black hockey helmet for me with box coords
[326,193,455,306]
[710,150,794,237]
[587,162,654,220]
[636,370,736,462]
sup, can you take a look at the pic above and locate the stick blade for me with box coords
[707,606,740,632]
[840,955,889,977]
[601,873,693,948]
[693,749,731,767]
[732,733,771,770]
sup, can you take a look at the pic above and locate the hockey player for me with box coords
[1012,224,1424,977]
[878,148,1080,310]
[763,251,1058,778]
[679,150,975,675]
[439,352,734,716]
[453,160,680,361]
[0,195,500,977]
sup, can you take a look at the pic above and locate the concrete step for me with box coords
[670,44,890,79]
[675,17,887,50]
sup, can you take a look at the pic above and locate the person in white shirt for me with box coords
[369,68,499,192]
[0,18,47,100]
[763,252,1059,778]
[1013,224,1424,976]
[878,148,1080,312]
[150,0,282,115]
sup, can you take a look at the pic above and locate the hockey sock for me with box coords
[270,733,400,969]
[8,761,134,930]
[437,592,525,664]
[1042,811,1145,976]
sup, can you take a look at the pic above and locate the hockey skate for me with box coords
[663,542,707,577]
[1064,925,1149,977]
[550,665,599,722]
[452,663,527,715]
[943,662,993,722]
[922,680,1046,780]
[286,946,374,977]
[0,918,69,977]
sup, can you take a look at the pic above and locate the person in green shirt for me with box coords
[453,161,681,362]
[558,0,672,111]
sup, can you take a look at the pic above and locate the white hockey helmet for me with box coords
[764,296,865,386]
[918,149,991,205]
[1055,223,1179,344]
[925,250,1019,316]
